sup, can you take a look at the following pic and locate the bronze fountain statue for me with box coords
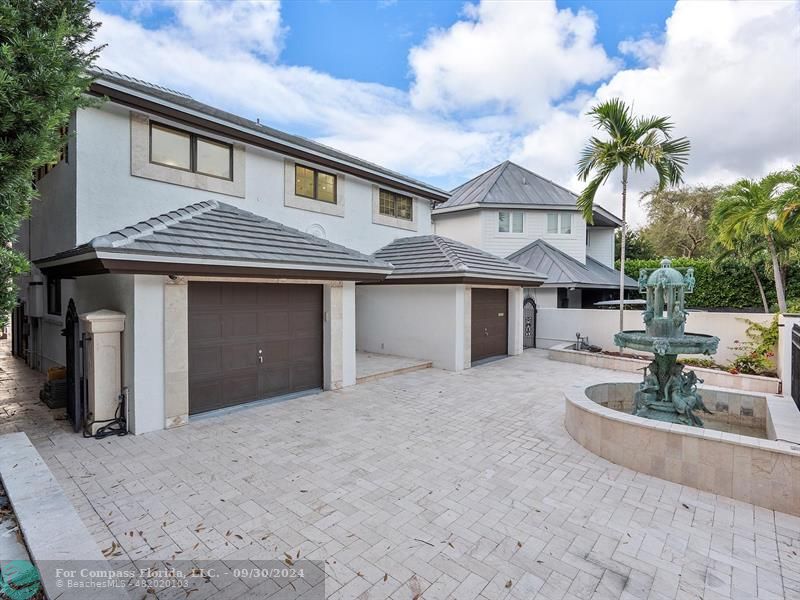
[615,259,719,426]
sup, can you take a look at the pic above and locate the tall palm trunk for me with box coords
[618,164,628,345]
[748,264,769,313]
[765,232,787,312]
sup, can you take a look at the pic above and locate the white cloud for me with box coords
[408,1,617,121]
[91,0,800,227]
[513,0,800,225]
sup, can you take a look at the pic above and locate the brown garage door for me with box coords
[188,282,323,415]
[471,288,508,363]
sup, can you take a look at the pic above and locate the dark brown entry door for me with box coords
[188,282,323,415]
[471,288,508,363]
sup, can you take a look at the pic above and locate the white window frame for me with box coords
[546,212,572,235]
[498,210,523,233]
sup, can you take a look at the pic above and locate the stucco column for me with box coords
[164,277,189,428]
[80,310,125,435]
[324,281,356,390]
[778,313,800,396]
[508,287,524,356]
[460,285,470,370]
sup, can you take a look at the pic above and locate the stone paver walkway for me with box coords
[1,344,799,599]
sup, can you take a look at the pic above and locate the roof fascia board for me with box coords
[433,203,580,215]
[90,80,448,203]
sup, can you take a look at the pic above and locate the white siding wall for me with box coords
[587,227,615,267]
[433,211,483,246]
[74,104,433,255]
[477,209,586,262]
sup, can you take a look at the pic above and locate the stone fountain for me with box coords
[614,259,720,426]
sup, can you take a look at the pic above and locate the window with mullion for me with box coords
[379,189,413,220]
[149,122,233,180]
[295,165,337,204]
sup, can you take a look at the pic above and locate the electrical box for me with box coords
[27,282,44,318]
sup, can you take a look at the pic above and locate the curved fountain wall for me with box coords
[564,383,800,516]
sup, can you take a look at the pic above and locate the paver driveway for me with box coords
[1,346,799,600]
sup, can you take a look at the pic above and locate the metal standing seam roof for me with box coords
[506,239,638,289]
[90,67,447,201]
[39,200,393,274]
[373,235,547,284]
[434,161,623,226]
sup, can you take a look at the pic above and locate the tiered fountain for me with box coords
[613,259,720,426]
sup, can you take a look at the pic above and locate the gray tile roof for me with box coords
[435,161,622,226]
[45,200,392,274]
[91,68,447,201]
[506,240,638,289]
[373,235,547,284]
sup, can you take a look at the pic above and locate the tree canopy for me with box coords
[640,185,721,258]
[0,0,101,325]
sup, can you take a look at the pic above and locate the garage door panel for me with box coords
[259,312,290,337]
[189,313,223,341]
[190,346,223,374]
[190,283,223,307]
[471,289,508,363]
[222,283,259,305]
[292,364,322,390]
[221,343,259,371]
[189,282,323,415]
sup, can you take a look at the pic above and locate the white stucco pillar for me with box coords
[508,287,524,356]
[164,277,189,428]
[324,281,356,390]
[778,313,800,397]
[457,285,469,370]
[80,310,125,434]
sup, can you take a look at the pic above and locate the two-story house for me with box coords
[15,69,544,435]
[432,161,637,310]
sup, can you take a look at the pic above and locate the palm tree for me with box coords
[775,164,800,231]
[576,98,690,334]
[710,232,770,312]
[712,172,796,313]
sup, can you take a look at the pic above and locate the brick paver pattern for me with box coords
[1,344,799,599]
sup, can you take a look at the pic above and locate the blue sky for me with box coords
[92,1,799,225]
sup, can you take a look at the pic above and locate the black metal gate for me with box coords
[523,297,537,349]
[792,323,800,410]
[62,299,83,432]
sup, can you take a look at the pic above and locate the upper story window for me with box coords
[47,277,61,316]
[498,210,523,233]
[149,122,232,180]
[295,165,337,203]
[546,212,572,234]
[379,189,413,221]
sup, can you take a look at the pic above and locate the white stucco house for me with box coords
[15,69,545,435]
[432,161,637,311]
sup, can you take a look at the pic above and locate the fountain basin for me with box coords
[564,382,800,516]
[613,330,719,355]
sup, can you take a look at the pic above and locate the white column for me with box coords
[324,282,356,390]
[456,285,469,371]
[779,314,800,397]
[508,286,524,356]
[80,310,125,435]
[164,278,189,428]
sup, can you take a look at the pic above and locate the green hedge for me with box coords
[617,258,800,310]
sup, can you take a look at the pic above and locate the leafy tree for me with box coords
[712,171,800,312]
[709,231,771,312]
[0,0,101,326]
[615,228,655,261]
[775,164,800,231]
[641,185,721,258]
[576,98,690,334]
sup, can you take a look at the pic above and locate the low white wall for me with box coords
[357,284,466,371]
[536,308,775,365]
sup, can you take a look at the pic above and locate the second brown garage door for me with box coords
[471,288,508,363]
[188,282,323,415]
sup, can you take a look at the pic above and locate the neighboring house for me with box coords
[432,161,637,309]
[15,69,544,435]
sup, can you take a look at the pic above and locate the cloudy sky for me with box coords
[94,0,799,226]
